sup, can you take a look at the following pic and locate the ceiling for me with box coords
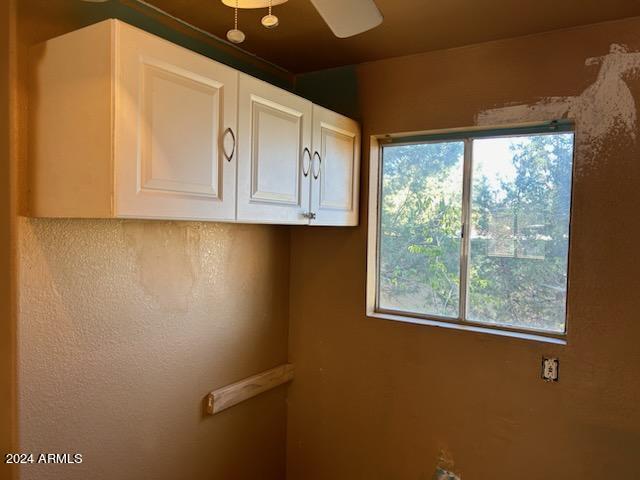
[142,0,640,73]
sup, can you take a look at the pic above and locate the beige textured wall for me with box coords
[287,18,640,479]
[17,2,290,480]
[19,220,289,480]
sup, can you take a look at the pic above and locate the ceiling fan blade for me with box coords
[310,0,383,38]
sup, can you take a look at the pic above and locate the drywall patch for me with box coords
[477,44,640,173]
[123,221,201,312]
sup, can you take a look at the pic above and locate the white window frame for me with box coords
[366,122,574,345]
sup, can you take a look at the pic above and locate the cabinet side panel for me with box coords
[28,20,113,217]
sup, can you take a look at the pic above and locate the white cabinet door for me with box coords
[237,74,312,224]
[114,22,238,221]
[310,105,360,226]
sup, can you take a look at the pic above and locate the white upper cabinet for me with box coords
[237,74,312,224]
[116,21,238,221]
[29,19,360,226]
[310,105,360,226]
[30,19,238,221]
[236,77,360,226]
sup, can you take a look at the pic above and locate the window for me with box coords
[368,123,574,341]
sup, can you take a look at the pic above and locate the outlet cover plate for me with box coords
[542,357,559,382]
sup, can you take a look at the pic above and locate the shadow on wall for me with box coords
[294,64,360,119]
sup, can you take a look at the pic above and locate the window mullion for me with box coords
[458,138,474,322]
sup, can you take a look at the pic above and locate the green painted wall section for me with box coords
[294,65,360,119]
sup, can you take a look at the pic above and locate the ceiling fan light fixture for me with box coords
[221,0,287,8]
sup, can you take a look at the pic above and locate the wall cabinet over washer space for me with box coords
[29,19,238,221]
[237,76,360,226]
[28,19,360,226]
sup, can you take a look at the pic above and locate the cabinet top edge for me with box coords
[32,19,359,124]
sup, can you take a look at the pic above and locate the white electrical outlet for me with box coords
[542,357,559,382]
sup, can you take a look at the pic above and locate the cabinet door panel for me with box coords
[238,75,312,224]
[115,22,238,221]
[251,98,302,204]
[140,62,220,197]
[311,105,360,226]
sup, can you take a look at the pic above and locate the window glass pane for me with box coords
[378,142,464,318]
[467,133,573,332]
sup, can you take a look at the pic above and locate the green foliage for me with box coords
[379,134,573,333]
[379,141,463,318]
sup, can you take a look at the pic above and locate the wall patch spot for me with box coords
[123,221,202,313]
[477,44,640,173]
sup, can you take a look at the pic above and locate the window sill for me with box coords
[368,310,567,345]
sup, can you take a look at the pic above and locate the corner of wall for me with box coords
[1,1,18,479]
[294,64,361,119]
